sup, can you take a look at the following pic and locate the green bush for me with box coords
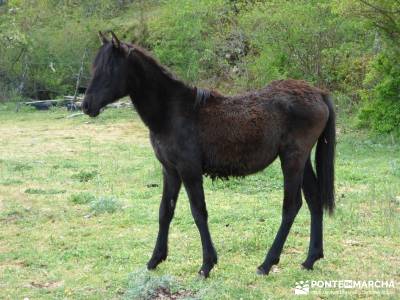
[359,51,400,134]
[148,0,230,84]
[0,0,132,99]
[237,0,370,90]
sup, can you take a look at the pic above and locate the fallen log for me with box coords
[107,102,133,108]
[24,99,66,104]
[64,95,84,101]
[20,97,131,112]
[23,97,82,111]
[29,101,54,110]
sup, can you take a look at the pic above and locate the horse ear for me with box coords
[110,31,120,49]
[98,31,109,45]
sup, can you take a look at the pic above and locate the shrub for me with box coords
[89,196,122,214]
[358,51,400,134]
[148,0,230,84]
[237,1,370,90]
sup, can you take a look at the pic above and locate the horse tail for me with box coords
[316,93,336,214]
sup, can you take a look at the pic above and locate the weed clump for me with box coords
[124,269,195,300]
[72,170,98,182]
[70,192,96,204]
[89,196,122,214]
[25,188,66,195]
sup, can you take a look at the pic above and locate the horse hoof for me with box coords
[302,253,323,270]
[198,269,209,279]
[256,267,269,276]
[301,262,314,270]
[147,261,158,270]
[147,256,165,270]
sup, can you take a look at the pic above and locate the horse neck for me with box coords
[127,56,194,133]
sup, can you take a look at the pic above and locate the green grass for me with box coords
[0,105,399,299]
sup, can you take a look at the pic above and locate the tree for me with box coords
[338,0,400,133]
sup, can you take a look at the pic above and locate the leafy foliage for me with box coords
[148,0,230,84]
[359,50,400,133]
[0,0,138,100]
[237,1,371,90]
[0,0,399,133]
[336,0,400,133]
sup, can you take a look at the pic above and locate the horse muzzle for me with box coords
[82,97,100,117]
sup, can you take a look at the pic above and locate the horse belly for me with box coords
[198,96,282,179]
[203,148,278,178]
[200,129,280,179]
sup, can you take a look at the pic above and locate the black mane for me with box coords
[130,45,212,107]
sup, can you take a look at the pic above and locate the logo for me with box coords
[293,279,397,296]
[294,280,310,295]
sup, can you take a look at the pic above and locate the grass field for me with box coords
[0,104,399,299]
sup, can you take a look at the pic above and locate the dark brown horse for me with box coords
[82,32,336,278]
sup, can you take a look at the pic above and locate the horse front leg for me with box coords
[181,172,217,278]
[147,167,181,270]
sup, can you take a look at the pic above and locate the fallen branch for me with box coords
[66,112,84,118]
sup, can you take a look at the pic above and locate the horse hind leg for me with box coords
[257,152,306,275]
[302,157,324,270]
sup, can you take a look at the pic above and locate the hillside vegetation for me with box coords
[0,0,399,133]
